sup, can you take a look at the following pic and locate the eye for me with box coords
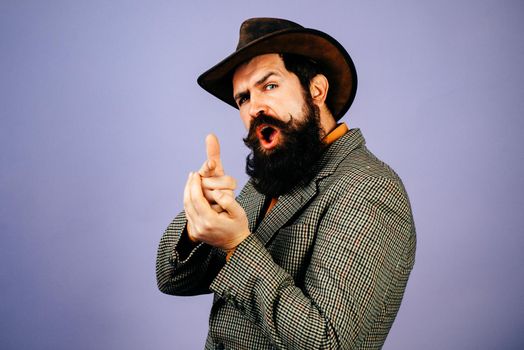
[265,83,278,91]
[237,95,249,107]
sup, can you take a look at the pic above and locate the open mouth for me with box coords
[256,125,280,150]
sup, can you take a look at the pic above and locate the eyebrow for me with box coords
[233,71,280,103]
[255,71,279,87]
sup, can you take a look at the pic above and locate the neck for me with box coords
[319,107,338,136]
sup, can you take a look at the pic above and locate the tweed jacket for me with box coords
[156,128,416,350]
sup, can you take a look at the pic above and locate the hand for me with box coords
[184,172,250,251]
[198,134,236,212]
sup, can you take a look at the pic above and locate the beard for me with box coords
[243,97,326,197]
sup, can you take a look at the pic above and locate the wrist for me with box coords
[186,223,200,244]
[225,231,250,261]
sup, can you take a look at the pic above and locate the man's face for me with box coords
[232,54,326,197]
[232,54,308,152]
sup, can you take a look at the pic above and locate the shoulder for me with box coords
[322,133,407,196]
[317,137,414,226]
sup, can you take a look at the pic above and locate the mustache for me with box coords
[243,114,294,145]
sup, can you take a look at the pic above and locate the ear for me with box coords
[309,74,329,107]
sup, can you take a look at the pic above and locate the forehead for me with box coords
[232,54,286,87]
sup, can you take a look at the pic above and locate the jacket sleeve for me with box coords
[155,210,225,296]
[208,175,416,349]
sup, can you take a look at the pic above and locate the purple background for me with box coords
[1,1,523,349]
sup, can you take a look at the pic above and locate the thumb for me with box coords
[206,134,224,176]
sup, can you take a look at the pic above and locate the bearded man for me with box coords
[156,18,416,350]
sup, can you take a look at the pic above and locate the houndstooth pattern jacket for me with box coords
[156,128,416,349]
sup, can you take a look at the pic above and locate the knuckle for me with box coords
[221,195,233,206]
[227,176,237,189]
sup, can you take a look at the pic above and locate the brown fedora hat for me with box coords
[197,17,357,121]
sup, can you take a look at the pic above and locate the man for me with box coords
[156,18,416,350]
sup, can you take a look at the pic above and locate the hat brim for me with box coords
[197,28,357,121]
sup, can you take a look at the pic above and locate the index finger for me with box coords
[206,134,224,176]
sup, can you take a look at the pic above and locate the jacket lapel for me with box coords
[237,181,266,233]
[252,128,366,246]
[254,177,318,246]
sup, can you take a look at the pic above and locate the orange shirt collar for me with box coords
[323,123,348,145]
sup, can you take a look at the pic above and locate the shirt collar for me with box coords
[323,122,348,145]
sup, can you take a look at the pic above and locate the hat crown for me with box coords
[198,17,357,121]
[237,18,303,50]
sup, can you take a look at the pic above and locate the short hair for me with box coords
[280,53,332,113]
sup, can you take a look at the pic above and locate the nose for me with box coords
[248,93,267,119]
